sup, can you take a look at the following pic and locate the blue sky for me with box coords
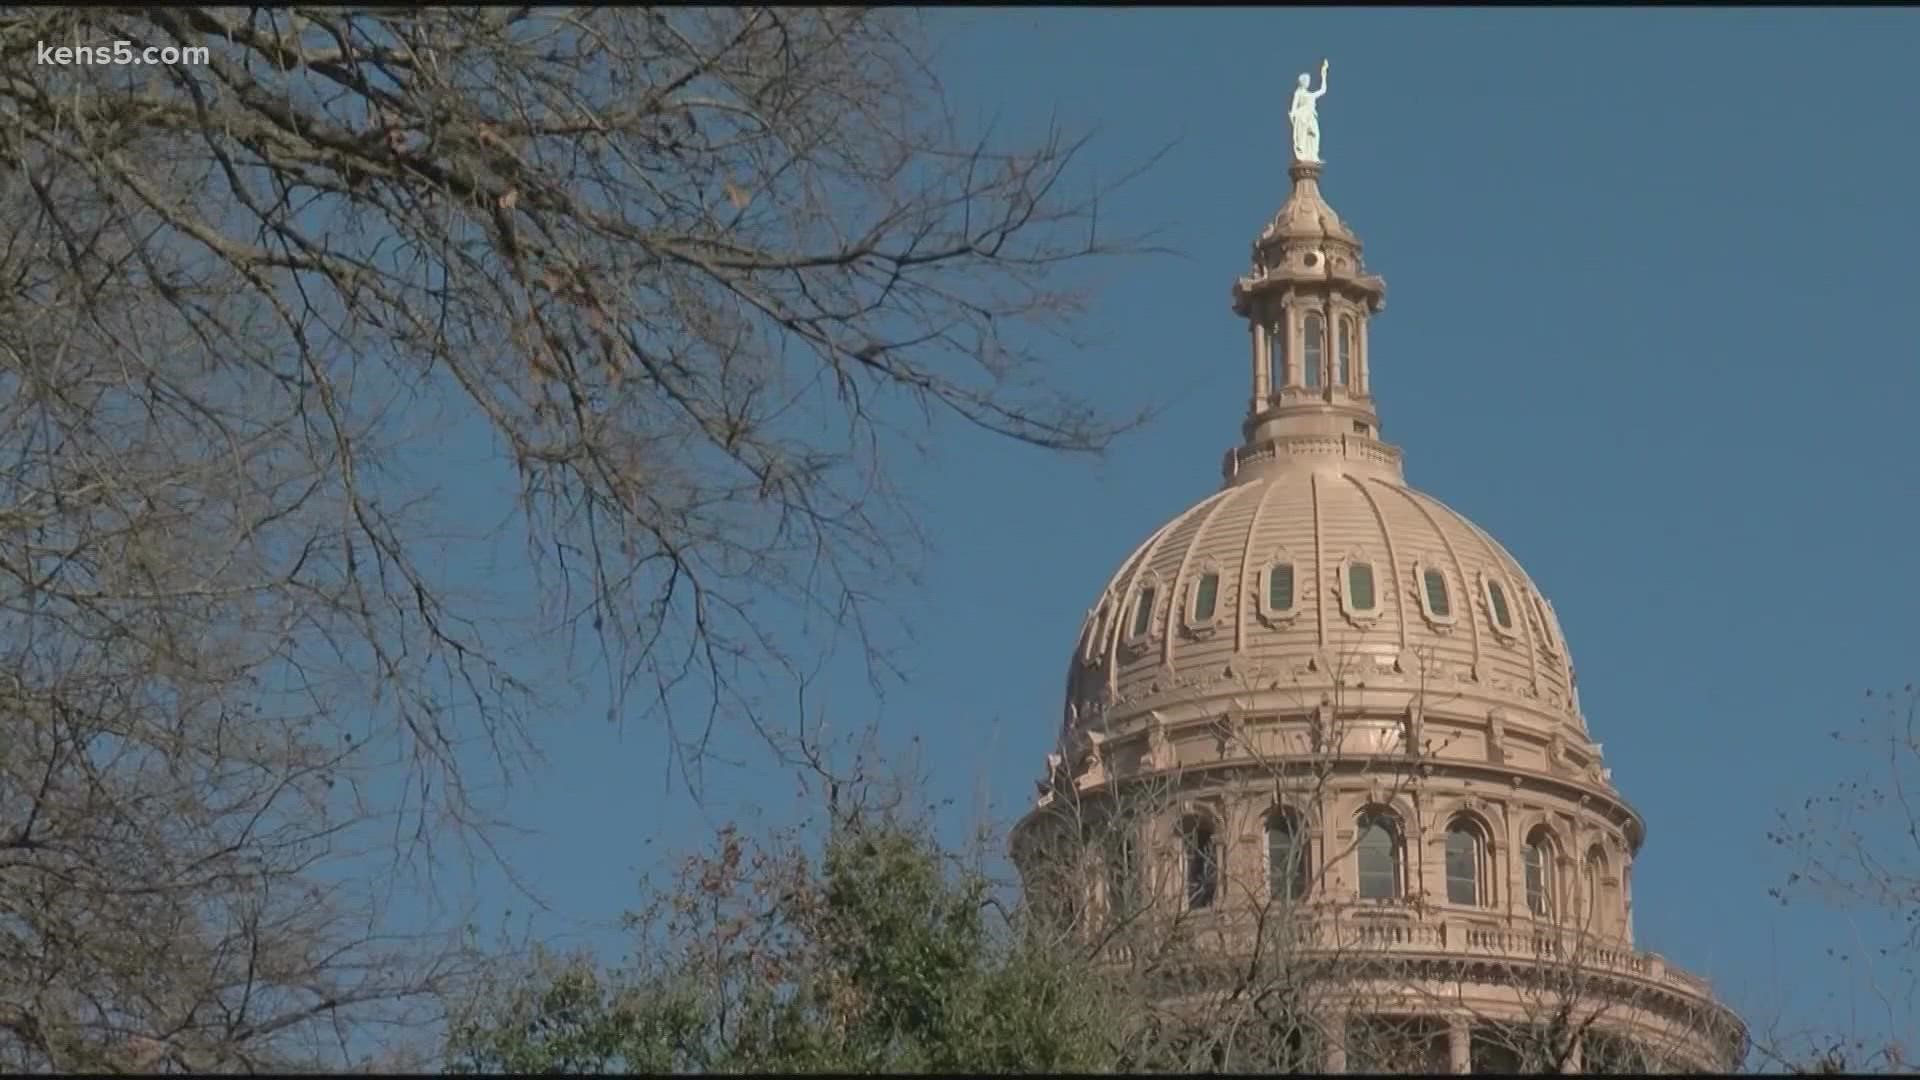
[447,7,1920,1055]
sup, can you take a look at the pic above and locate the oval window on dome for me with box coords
[1129,585,1157,639]
[1530,592,1559,653]
[1268,563,1295,613]
[1347,561,1376,612]
[1424,568,1450,618]
[1081,605,1105,663]
[1486,578,1515,634]
[1191,571,1220,623]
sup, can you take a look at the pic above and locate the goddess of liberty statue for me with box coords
[1289,59,1329,164]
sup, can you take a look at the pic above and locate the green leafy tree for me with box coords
[444,811,1121,1073]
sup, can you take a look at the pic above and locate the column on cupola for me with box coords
[1358,308,1371,396]
[1251,320,1270,407]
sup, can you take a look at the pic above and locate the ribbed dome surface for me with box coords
[1067,470,1581,736]
[1061,156,1591,762]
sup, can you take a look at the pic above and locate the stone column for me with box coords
[1276,308,1294,388]
[1252,320,1270,407]
[1358,313,1371,396]
[1562,1034,1583,1074]
[1448,1017,1471,1074]
[1505,798,1524,918]
[1319,780,1341,891]
[1322,1011,1348,1074]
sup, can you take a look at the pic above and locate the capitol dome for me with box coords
[1069,459,1586,751]
[1013,154,1743,1074]
[1062,160,1603,807]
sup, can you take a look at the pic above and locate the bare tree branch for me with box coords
[0,6,1158,1068]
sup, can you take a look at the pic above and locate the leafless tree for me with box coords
[0,6,1155,1069]
[1756,684,1920,1073]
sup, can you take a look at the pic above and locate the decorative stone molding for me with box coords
[1145,712,1174,770]
[1547,732,1572,776]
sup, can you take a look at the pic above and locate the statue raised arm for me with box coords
[1288,58,1329,164]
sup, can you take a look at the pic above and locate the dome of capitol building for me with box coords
[1010,123,1744,1073]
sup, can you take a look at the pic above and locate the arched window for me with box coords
[1356,810,1401,900]
[1128,585,1157,639]
[1524,829,1557,917]
[1303,312,1324,388]
[1191,571,1220,623]
[1268,811,1311,901]
[1445,819,1490,906]
[1585,846,1610,931]
[1183,816,1219,910]
[1337,316,1354,387]
[1268,321,1288,389]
